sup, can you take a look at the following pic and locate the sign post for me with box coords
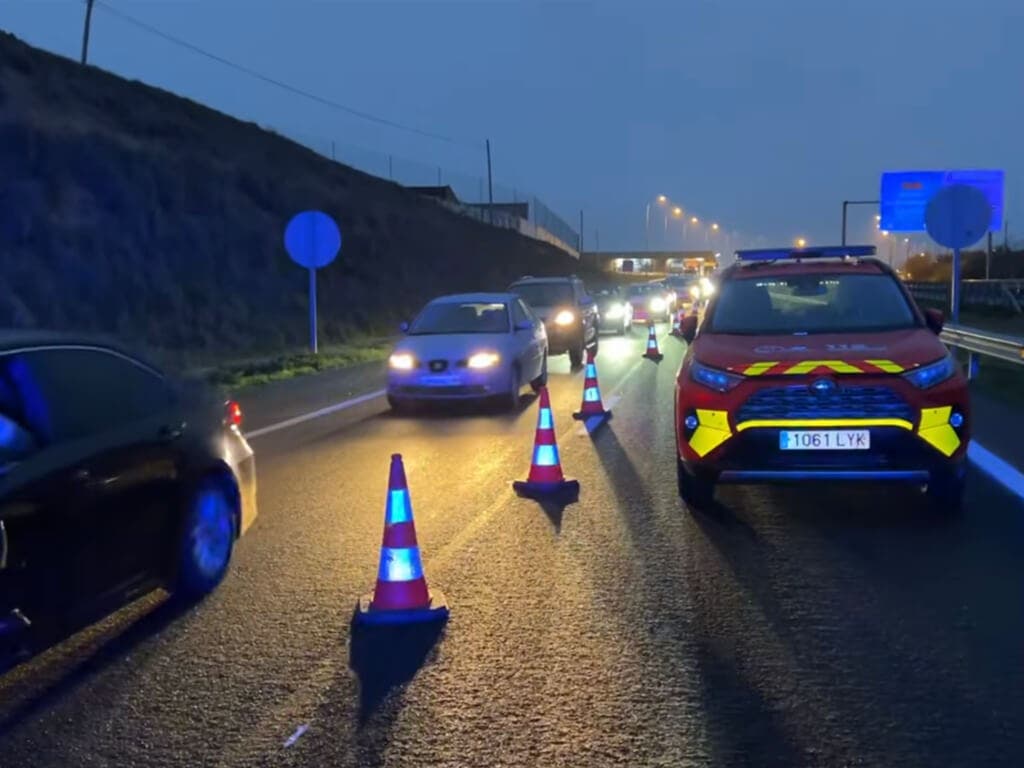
[284,211,342,354]
[924,184,992,323]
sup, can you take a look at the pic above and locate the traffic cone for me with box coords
[355,454,449,626]
[670,309,684,338]
[513,387,580,500]
[643,321,664,362]
[572,348,611,421]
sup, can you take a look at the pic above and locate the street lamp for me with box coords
[711,222,719,231]
[657,195,667,204]
[672,206,683,217]
[796,237,807,248]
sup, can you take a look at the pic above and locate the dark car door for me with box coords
[0,347,186,631]
[574,280,598,343]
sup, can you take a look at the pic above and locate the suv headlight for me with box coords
[649,296,667,313]
[903,354,956,389]
[554,309,576,326]
[690,361,744,393]
[389,353,416,370]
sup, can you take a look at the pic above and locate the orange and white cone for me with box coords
[643,321,664,362]
[572,348,611,421]
[513,387,580,500]
[355,454,449,626]
[670,309,685,338]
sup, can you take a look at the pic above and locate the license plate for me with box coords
[420,375,460,386]
[779,430,870,450]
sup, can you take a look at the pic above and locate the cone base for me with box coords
[354,589,450,626]
[643,353,664,362]
[572,409,612,421]
[513,478,580,502]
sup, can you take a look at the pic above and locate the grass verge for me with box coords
[201,339,391,390]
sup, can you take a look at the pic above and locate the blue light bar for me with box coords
[735,245,877,261]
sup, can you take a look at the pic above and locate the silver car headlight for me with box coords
[467,351,501,369]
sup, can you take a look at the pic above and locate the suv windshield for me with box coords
[511,282,573,307]
[410,302,509,335]
[708,273,917,335]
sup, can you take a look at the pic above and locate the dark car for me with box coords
[508,276,599,367]
[675,246,969,513]
[0,334,257,671]
[592,286,634,334]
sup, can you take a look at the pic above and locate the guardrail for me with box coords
[906,280,1024,314]
[940,323,1024,377]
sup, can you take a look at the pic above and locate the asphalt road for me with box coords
[2,327,1024,767]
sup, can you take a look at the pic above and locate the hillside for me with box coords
[0,32,585,368]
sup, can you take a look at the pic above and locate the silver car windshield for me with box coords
[410,302,510,335]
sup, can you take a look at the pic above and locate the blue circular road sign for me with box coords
[925,184,992,250]
[284,210,342,269]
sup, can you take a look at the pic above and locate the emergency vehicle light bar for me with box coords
[735,245,876,261]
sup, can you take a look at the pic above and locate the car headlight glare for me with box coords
[700,277,715,297]
[649,297,667,312]
[605,303,625,319]
[467,351,500,369]
[389,353,416,370]
[689,286,701,299]
[554,310,576,326]
[902,354,956,389]
[690,360,743,393]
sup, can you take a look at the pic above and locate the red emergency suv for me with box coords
[676,246,969,513]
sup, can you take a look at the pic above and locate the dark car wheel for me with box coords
[926,467,965,516]
[677,459,716,510]
[530,355,548,392]
[176,475,237,599]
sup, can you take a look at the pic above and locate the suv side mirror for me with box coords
[514,320,533,332]
[923,308,944,334]
[580,295,595,307]
[680,314,698,343]
[399,321,410,333]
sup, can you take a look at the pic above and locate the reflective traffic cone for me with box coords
[572,348,611,421]
[355,454,449,626]
[643,321,664,362]
[513,387,580,500]
[670,309,684,338]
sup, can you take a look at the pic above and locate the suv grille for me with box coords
[736,384,913,422]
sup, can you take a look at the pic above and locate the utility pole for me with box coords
[579,210,584,252]
[485,139,494,224]
[81,0,96,65]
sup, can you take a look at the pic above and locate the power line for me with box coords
[90,0,480,149]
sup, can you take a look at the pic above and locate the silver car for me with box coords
[387,293,549,411]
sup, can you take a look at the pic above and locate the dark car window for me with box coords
[410,302,510,335]
[0,348,170,445]
[510,282,574,307]
[708,274,918,335]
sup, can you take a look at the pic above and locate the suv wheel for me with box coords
[677,458,716,510]
[926,467,965,515]
[569,342,585,369]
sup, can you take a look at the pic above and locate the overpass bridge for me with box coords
[580,250,718,273]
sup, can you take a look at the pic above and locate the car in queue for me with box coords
[387,293,548,411]
[592,286,634,335]
[0,333,257,671]
[508,276,598,368]
[675,245,969,513]
[626,283,671,324]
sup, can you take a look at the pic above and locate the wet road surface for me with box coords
[1,326,1023,767]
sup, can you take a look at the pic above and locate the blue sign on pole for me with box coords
[284,211,342,354]
[879,169,1004,233]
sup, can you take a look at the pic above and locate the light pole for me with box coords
[81,0,96,65]
[841,199,880,245]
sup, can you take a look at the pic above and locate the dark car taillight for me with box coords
[225,400,243,428]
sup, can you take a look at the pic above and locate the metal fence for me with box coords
[267,126,580,256]
[905,280,1024,314]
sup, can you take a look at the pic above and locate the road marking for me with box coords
[245,389,386,439]
[283,724,309,748]
[968,441,1024,500]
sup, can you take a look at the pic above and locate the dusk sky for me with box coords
[3,0,1022,255]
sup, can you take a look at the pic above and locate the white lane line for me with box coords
[283,724,309,748]
[245,389,386,439]
[968,441,1024,500]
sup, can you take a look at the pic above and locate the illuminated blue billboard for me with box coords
[879,170,1004,233]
